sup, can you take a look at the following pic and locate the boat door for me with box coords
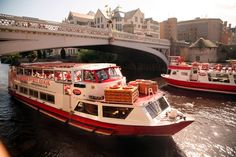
[190,67,198,81]
[63,84,72,112]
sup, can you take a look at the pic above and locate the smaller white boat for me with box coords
[161,56,236,94]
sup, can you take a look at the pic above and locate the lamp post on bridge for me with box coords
[105,5,115,43]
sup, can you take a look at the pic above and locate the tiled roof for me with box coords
[96,9,110,19]
[70,11,94,20]
[124,9,139,19]
[189,38,217,48]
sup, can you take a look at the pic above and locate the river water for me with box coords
[0,63,235,157]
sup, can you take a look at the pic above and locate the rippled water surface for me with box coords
[0,63,236,157]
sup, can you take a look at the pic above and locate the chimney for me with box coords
[224,21,227,26]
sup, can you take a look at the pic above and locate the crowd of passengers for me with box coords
[16,68,116,83]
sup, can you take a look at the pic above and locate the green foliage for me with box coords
[4,53,21,65]
[78,49,116,63]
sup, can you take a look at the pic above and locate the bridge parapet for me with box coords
[0,13,169,45]
[0,13,110,38]
[112,31,169,46]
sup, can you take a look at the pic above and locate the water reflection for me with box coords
[0,63,236,157]
[161,85,236,157]
[2,102,186,157]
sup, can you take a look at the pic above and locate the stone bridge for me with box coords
[0,13,170,65]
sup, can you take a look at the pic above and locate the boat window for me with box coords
[84,70,96,82]
[54,71,71,82]
[54,71,62,81]
[158,97,169,111]
[16,68,23,75]
[29,89,38,98]
[24,69,32,76]
[33,69,43,78]
[193,69,198,74]
[102,106,133,119]
[47,94,55,104]
[20,86,28,95]
[108,67,122,78]
[40,92,55,104]
[40,92,47,101]
[96,69,108,82]
[74,70,82,82]
[172,71,177,75]
[62,71,72,82]
[208,73,230,83]
[43,70,54,80]
[14,84,18,90]
[167,70,171,74]
[145,99,161,119]
[74,101,98,116]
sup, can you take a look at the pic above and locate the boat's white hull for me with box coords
[10,89,194,136]
[162,74,236,95]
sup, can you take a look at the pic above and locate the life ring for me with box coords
[122,85,134,89]
[199,72,206,76]
[192,62,199,67]
[73,89,81,95]
[128,81,139,87]
[110,85,120,89]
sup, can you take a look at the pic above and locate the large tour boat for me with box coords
[161,56,236,95]
[8,62,193,136]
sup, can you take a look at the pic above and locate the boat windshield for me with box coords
[158,97,169,111]
[145,97,169,119]
[108,67,122,78]
[96,69,109,81]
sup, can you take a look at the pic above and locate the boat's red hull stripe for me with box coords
[11,91,193,136]
[168,65,192,70]
[163,77,236,93]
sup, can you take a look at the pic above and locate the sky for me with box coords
[0,0,236,26]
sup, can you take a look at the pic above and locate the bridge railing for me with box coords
[0,13,170,45]
[0,13,110,38]
[112,31,169,45]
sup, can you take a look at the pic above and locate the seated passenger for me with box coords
[65,72,71,81]
[85,71,95,81]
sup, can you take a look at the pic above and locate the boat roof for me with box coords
[19,62,118,71]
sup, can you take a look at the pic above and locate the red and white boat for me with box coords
[8,62,193,136]
[161,56,236,95]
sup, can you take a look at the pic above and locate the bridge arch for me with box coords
[0,13,170,66]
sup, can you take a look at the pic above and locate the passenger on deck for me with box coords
[65,71,72,82]
[85,71,95,81]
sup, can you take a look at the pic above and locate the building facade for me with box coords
[230,27,236,44]
[94,9,110,29]
[185,38,218,62]
[160,18,177,41]
[143,18,160,38]
[111,6,125,31]
[123,9,145,35]
[177,18,223,43]
[65,7,160,38]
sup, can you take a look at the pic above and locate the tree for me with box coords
[10,53,21,66]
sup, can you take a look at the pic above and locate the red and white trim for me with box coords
[162,76,236,95]
[10,90,193,136]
